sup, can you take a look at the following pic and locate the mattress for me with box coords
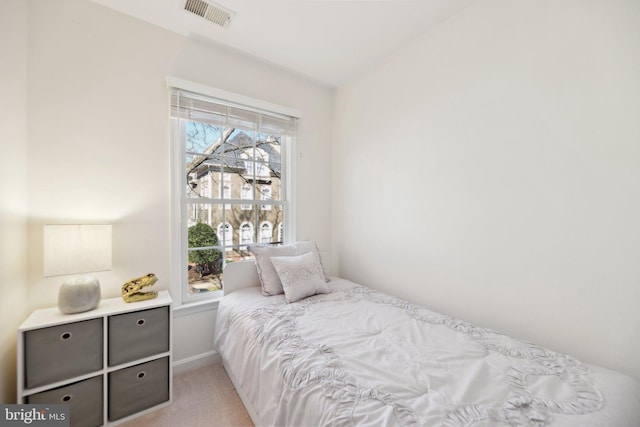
[214,277,640,426]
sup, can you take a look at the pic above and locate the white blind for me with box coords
[170,88,298,136]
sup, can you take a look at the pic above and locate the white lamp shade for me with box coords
[44,225,112,277]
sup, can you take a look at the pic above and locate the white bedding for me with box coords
[214,277,640,426]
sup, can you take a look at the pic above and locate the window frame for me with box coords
[168,77,300,307]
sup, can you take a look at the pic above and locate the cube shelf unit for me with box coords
[17,291,172,426]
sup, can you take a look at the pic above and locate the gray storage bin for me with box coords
[108,357,169,421]
[27,375,103,427]
[108,306,169,366]
[24,318,103,388]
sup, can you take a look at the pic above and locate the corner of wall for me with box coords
[0,0,30,404]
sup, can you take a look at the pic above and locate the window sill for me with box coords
[172,296,221,318]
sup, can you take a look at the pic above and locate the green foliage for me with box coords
[188,222,221,266]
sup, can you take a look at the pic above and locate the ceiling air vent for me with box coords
[184,0,236,28]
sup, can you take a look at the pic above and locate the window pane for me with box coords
[259,221,274,244]
[220,128,250,162]
[258,205,283,244]
[224,248,254,265]
[186,158,221,199]
[240,222,254,248]
[186,121,224,154]
[241,184,253,210]
[217,222,233,248]
[260,186,272,210]
[187,247,223,294]
[257,134,281,179]
[186,202,222,227]
[186,217,223,294]
[228,204,257,244]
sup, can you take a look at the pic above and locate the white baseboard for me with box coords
[172,350,220,374]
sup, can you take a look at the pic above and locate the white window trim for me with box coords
[168,77,299,307]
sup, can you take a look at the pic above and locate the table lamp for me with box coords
[44,224,112,314]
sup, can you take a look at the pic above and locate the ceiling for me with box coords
[90,0,475,87]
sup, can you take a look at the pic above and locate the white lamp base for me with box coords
[58,276,102,314]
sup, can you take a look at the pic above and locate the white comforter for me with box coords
[214,277,640,426]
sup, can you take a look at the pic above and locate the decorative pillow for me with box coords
[248,241,329,296]
[270,252,330,303]
[248,244,297,296]
[292,241,329,283]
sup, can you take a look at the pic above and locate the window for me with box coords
[260,186,272,210]
[240,222,254,248]
[260,222,273,243]
[169,79,299,302]
[222,173,232,210]
[241,184,252,210]
[217,222,233,250]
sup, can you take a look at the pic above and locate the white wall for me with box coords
[333,0,640,380]
[0,0,30,403]
[24,0,333,365]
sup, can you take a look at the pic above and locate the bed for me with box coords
[214,259,640,426]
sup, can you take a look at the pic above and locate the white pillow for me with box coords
[248,241,328,296]
[248,244,297,296]
[270,252,329,303]
[292,241,329,283]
